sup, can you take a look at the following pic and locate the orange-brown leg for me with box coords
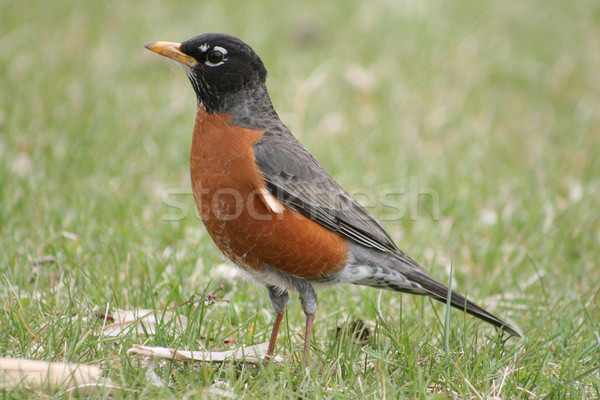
[297,282,318,368]
[264,285,289,366]
[264,311,285,365]
[303,313,315,368]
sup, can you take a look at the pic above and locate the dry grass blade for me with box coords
[127,342,283,365]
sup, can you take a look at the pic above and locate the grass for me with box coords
[1,0,599,398]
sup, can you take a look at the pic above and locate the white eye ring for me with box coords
[205,45,228,67]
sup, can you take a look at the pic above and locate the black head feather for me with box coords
[179,33,269,114]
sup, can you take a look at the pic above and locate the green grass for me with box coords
[1,0,599,398]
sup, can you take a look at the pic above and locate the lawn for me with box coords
[1,0,599,398]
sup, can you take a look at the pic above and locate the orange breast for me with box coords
[190,105,348,280]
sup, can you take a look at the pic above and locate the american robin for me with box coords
[145,33,520,366]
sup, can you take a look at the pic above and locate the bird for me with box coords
[145,33,520,366]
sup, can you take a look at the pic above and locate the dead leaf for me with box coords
[0,358,110,393]
[95,308,188,337]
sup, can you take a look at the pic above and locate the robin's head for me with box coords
[146,33,268,113]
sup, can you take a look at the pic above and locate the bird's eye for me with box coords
[206,49,225,65]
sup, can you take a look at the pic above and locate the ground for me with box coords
[1,0,599,398]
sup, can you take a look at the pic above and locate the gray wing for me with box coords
[254,127,400,254]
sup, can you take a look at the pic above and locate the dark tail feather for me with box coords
[409,273,521,337]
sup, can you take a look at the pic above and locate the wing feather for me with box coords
[254,128,399,255]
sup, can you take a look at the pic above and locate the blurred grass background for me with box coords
[1,0,599,398]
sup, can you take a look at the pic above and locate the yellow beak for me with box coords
[145,41,198,67]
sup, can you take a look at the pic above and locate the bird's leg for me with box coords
[303,313,315,368]
[264,285,289,365]
[266,311,285,358]
[296,282,318,368]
